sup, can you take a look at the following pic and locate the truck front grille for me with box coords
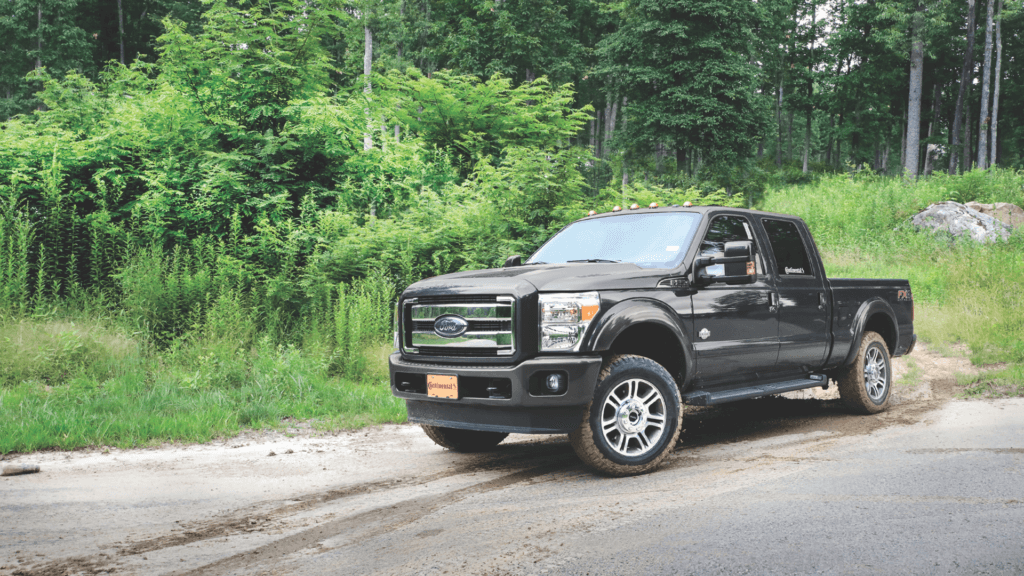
[403,296,515,357]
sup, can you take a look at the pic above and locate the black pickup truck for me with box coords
[390,205,916,476]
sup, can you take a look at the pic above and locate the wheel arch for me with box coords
[584,299,696,390]
[843,298,899,366]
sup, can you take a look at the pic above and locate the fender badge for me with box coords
[699,328,710,340]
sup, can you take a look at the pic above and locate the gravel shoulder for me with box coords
[3,343,1022,576]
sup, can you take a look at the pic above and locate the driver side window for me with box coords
[699,216,764,277]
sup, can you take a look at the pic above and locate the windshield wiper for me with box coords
[567,259,621,263]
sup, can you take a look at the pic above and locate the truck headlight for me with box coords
[539,292,600,352]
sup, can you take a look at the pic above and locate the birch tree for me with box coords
[977,0,995,169]
[988,0,1002,167]
[904,1,924,178]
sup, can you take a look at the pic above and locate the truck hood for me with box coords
[405,262,672,296]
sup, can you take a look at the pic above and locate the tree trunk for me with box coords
[802,112,811,173]
[397,0,405,60]
[36,4,42,70]
[803,0,816,174]
[923,84,942,175]
[620,97,628,190]
[786,109,794,161]
[835,112,843,169]
[825,115,833,167]
[602,100,614,159]
[363,26,373,154]
[900,108,907,170]
[949,0,977,174]
[775,82,783,168]
[905,3,924,179]
[977,0,995,169]
[118,0,125,65]
[963,100,972,171]
[606,98,619,157]
[989,0,1002,167]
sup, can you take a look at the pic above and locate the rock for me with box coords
[911,201,1012,243]
[267,451,276,457]
[965,201,1024,228]
[2,464,40,476]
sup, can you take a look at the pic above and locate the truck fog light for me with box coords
[546,373,565,393]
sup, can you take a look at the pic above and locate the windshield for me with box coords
[528,212,702,269]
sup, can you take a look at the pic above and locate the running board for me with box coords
[682,375,828,406]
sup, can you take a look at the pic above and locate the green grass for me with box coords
[899,357,923,390]
[0,316,405,454]
[760,169,1024,372]
[957,365,1024,398]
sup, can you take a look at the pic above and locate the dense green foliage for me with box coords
[1,0,1022,453]
[3,0,1022,172]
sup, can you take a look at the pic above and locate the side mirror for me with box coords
[694,240,756,285]
[722,241,754,279]
[504,255,523,267]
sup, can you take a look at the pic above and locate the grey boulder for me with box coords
[911,201,1012,243]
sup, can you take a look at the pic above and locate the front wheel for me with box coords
[837,331,892,414]
[421,425,508,452]
[569,354,682,476]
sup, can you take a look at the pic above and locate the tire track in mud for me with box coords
[6,443,574,576]
[114,442,574,558]
[173,462,568,576]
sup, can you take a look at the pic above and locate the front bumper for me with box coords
[389,353,604,434]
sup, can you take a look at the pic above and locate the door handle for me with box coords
[818,292,827,311]
[769,292,779,313]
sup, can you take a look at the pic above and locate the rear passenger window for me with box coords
[763,219,813,276]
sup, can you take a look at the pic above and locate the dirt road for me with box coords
[3,344,1023,575]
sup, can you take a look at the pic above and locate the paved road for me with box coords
[3,387,1023,576]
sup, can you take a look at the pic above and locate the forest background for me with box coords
[1,0,1022,452]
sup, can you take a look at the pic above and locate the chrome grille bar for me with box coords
[404,296,515,356]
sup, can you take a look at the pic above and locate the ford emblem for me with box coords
[433,315,469,338]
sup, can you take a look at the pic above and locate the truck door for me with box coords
[760,218,829,374]
[691,214,780,387]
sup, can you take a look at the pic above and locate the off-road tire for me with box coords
[569,354,683,477]
[837,331,893,414]
[421,425,508,452]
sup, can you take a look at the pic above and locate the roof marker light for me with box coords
[649,202,659,209]
[629,203,639,210]
[587,210,597,216]
[612,205,622,212]
[683,201,693,207]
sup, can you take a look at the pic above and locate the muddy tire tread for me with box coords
[569,354,683,477]
[837,331,892,415]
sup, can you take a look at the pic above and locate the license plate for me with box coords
[427,374,458,399]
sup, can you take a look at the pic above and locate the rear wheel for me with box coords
[837,331,892,414]
[421,425,508,452]
[570,354,682,476]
